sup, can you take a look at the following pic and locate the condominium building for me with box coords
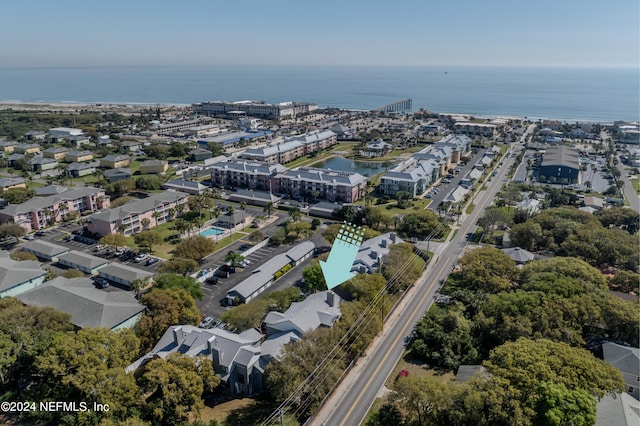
[86,191,189,236]
[379,158,440,197]
[193,100,317,119]
[241,130,337,163]
[275,167,367,203]
[0,187,109,232]
[210,160,286,191]
[379,134,471,197]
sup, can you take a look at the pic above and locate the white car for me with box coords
[133,253,149,263]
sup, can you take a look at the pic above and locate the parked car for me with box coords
[24,234,35,241]
[133,253,149,263]
[397,369,409,379]
[93,244,105,252]
[94,277,110,289]
[114,248,125,256]
[145,257,160,266]
[199,316,214,329]
[35,230,46,236]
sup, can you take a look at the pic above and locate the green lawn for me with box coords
[631,177,640,195]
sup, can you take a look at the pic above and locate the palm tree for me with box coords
[263,202,274,218]
[289,206,301,222]
[176,203,185,217]
[117,223,127,234]
[152,211,162,227]
[194,216,205,232]
[167,208,176,221]
[225,251,245,268]
[141,218,151,230]
[240,202,247,230]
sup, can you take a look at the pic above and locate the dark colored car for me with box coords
[145,257,160,266]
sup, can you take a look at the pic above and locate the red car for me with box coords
[397,369,409,379]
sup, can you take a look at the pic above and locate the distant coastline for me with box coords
[0,100,626,125]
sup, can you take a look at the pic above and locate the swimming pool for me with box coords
[200,227,224,237]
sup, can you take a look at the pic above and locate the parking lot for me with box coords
[37,227,164,274]
[196,228,329,320]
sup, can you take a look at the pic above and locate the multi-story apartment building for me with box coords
[193,100,317,120]
[0,187,109,232]
[86,191,189,236]
[454,122,497,137]
[210,160,286,191]
[153,118,213,135]
[378,158,440,197]
[241,130,337,164]
[275,167,367,203]
[379,134,471,197]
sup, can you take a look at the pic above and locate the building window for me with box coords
[629,387,634,394]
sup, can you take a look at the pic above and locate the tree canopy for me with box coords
[172,236,216,263]
[154,273,204,300]
[457,247,518,293]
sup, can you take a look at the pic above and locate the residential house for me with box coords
[34,185,67,196]
[25,130,47,141]
[42,147,69,160]
[263,291,341,337]
[67,161,100,178]
[21,240,69,261]
[57,250,108,274]
[28,157,58,173]
[226,241,315,305]
[67,161,100,177]
[7,153,24,166]
[455,365,489,382]
[119,141,142,152]
[100,154,130,169]
[0,254,47,298]
[583,196,605,210]
[65,150,94,163]
[595,393,640,426]
[0,141,17,154]
[351,232,405,274]
[603,342,640,400]
[98,263,153,288]
[139,159,168,174]
[14,143,41,155]
[103,168,132,183]
[86,191,189,236]
[0,177,26,191]
[16,276,145,330]
[69,134,92,148]
[162,179,207,195]
[0,187,109,232]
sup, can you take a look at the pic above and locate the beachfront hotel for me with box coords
[192,100,317,119]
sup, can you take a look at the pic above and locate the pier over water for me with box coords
[372,99,412,113]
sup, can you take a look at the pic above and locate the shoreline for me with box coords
[0,100,623,125]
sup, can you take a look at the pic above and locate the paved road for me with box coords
[313,143,523,426]
[616,159,639,212]
[427,149,486,211]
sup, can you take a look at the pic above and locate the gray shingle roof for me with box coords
[0,177,26,188]
[22,240,69,258]
[263,290,341,335]
[603,342,640,376]
[89,191,188,222]
[98,263,153,283]
[16,277,144,329]
[228,241,315,300]
[0,257,46,293]
[279,167,367,186]
[0,187,104,216]
[57,250,108,270]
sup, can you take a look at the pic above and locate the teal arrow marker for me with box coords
[320,222,365,289]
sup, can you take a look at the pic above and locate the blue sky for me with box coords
[2,0,638,68]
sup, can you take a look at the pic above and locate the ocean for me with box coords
[0,65,637,122]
